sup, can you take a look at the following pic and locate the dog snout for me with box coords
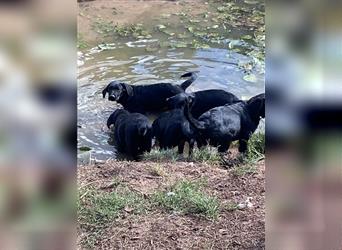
[108,95,116,101]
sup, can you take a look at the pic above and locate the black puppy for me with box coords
[107,109,152,159]
[167,89,240,118]
[102,72,197,114]
[186,93,265,153]
[152,94,196,156]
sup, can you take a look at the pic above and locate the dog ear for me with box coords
[102,85,108,98]
[247,94,265,119]
[121,83,133,96]
[107,109,125,128]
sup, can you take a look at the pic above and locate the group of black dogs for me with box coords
[102,72,265,160]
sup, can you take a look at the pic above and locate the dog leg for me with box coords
[238,138,248,153]
[188,139,195,157]
[218,140,230,153]
[178,141,185,154]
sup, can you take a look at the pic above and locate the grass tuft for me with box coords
[190,146,221,164]
[77,33,88,49]
[246,132,265,163]
[143,146,222,164]
[232,165,257,176]
[153,180,220,219]
[91,20,151,39]
[143,148,180,162]
[149,164,167,177]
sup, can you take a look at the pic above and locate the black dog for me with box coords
[107,109,152,159]
[167,89,240,118]
[102,72,197,114]
[186,93,265,153]
[152,94,196,155]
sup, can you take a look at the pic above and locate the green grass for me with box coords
[246,132,265,164]
[225,132,264,174]
[191,146,221,164]
[232,164,258,176]
[78,187,148,248]
[77,33,88,49]
[153,180,220,219]
[149,164,167,177]
[91,20,151,39]
[143,148,180,162]
[143,146,222,164]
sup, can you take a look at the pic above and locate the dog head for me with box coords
[107,109,129,129]
[102,81,133,102]
[166,93,195,109]
[247,93,265,120]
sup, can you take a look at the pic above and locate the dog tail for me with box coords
[138,124,151,137]
[184,101,206,131]
[180,71,198,90]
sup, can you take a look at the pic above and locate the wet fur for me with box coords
[152,95,197,155]
[102,72,197,114]
[107,109,152,159]
[167,89,240,118]
[186,93,265,153]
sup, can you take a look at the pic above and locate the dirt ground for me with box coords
[78,0,207,43]
[78,160,265,249]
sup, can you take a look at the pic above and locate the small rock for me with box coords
[167,192,176,197]
[124,207,134,213]
[237,203,246,209]
[246,197,254,208]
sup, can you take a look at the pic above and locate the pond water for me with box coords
[77,40,265,161]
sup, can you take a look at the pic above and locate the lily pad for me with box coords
[244,0,259,4]
[173,41,188,48]
[241,35,253,40]
[228,40,242,49]
[97,43,116,50]
[156,24,167,30]
[145,46,159,52]
[162,30,175,36]
[161,14,171,18]
[187,26,195,33]
[243,74,258,83]
[79,146,92,152]
[192,40,210,49]
[159,41,170,47]
[177,33,189,39]
[193,31,206,37]
[189,19,201,23]
[217,7,226,12]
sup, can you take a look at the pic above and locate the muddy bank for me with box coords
[78,0,208,44]
[78,0,265,56]
[78,160,265,249]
